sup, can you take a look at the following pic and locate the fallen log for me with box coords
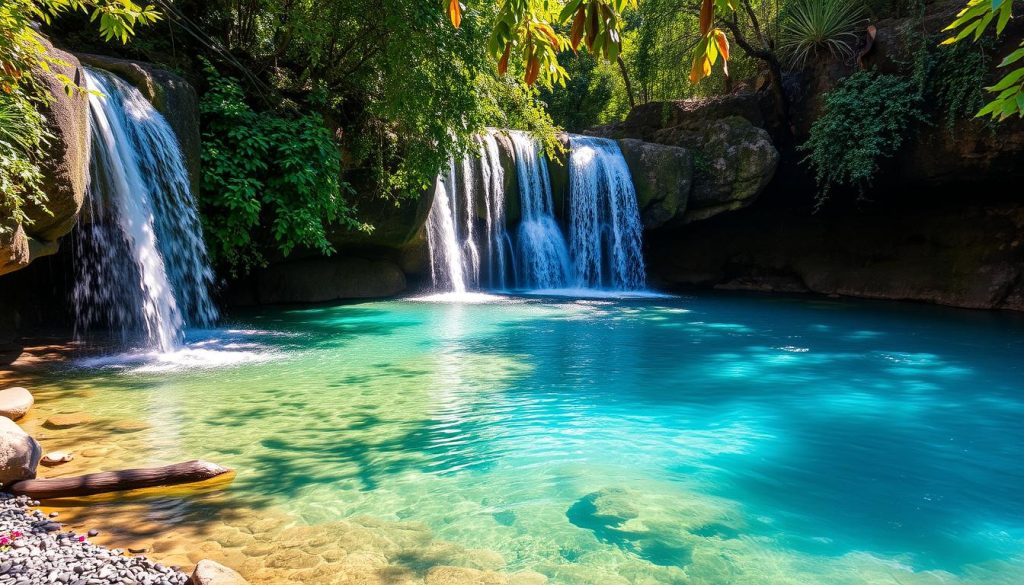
[7,460,234,500]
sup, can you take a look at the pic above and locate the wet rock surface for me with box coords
[0,493,189,585]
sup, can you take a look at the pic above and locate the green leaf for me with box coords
[987,67,1024,91]
[1000,47,1024,67]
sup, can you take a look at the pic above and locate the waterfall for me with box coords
[425,132,520,291]
[425,160,467,294]
[425,129,646,294]
[567,135,646,290]
[73,67,217,351]
[508,131,572,289]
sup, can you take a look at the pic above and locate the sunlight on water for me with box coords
[21,294,1024,584]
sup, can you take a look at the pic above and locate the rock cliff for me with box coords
[0,39,89,277]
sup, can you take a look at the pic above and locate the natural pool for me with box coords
[16,293,1024,584]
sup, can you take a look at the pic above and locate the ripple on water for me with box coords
[17,295,1024,584]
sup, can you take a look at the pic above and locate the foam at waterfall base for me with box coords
[408,292,519,304]
[522,287,677,300]
[409,289,676,304]
[76,329,287,373]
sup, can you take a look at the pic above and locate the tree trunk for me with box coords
[7,460,234,500]
[617,56,637,109]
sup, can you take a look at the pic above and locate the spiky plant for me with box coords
[779,0,867,68]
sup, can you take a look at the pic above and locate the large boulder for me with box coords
[0,40,89,276]
[616,139,692,229]
[190,560,249,585]
[675,117,779,223]
[0,387,33,421]
[0,417,42,485]
[77,54,202,194]
[598,93,765,142]
[590,95,779,225]
[246,256,407,305]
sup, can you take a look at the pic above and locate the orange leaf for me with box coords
[539,23,559,48]
[447,0,462,28]
[570,6,586,51]
[699,0,713,36]
[498,43,512,75]
[714,30,730,62]
[689,55,711,83]
[689,56,702,83]
[586,1,599,50]
[525,56,540,86]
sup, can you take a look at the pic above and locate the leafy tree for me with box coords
[538,50,615,130]
[0,90,49,236]
[445,0,636,88]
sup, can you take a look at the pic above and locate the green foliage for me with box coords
[477,75,563,154]
[801,71,926,200]
[913,39,990,132]
[0,90,50,235]
[778,0,866,68]
[1,0,155,239]
[199,63,366,274]
[472,0,636,88]
[538,50,614,131]
[943,0,1023,121]
[0,0,159,94]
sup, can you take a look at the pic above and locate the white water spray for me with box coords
[74,68,217,351]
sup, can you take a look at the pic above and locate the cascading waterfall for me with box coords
[508,131,572,289]
[567,135,646,290]
[73,67,217,351]
[426,131,520,291]
[426,129,646,294]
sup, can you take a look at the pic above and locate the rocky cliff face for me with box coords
[591,94,780,228]
[0,40,89,277]
[0,50,201,279]
[634,0,1024,311]
[647,200,1024,311]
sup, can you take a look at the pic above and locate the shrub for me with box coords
[800,71,926,200]
[199,62,368,275]
[0,91,49,236]
[779,0,867,68]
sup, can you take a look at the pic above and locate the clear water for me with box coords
[27,294,1024,584]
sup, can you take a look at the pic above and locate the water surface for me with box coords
[23,294,1024,584]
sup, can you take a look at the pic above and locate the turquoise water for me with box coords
[31,293,1024,583]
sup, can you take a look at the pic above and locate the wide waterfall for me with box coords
[74,68,217,351]
[426,130,646,293]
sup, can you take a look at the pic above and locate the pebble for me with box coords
[0,494,189,585]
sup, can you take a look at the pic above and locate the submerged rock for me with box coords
[425,565,510,585]
[0,387,34,420]
[0,417,42,484]
[190,559,249,585]
[43,412,93,429]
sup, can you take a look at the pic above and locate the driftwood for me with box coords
[8,460,234,500]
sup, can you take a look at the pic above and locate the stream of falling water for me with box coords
[74,68,217,351]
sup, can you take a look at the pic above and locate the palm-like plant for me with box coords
[779,0,867,68]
